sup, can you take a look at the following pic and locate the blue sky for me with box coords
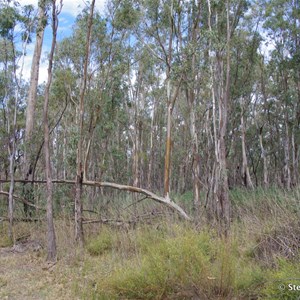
[16,0,274,83]
[18,0,106,83]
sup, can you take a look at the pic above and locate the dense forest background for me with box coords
[0,0,300,298]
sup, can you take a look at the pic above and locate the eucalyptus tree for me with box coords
[0,0,34,241]
[43,0,62,262]
[181,0,203,214]
[24,0,47,192]
[230,25,262,188]
[262,0,300,188]
[206,0,249,225]
[74,0,95,244]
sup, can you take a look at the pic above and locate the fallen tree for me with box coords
[0,179,191,220]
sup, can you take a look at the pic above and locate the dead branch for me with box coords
[83,209,100,214]
[0,217,41,222]
[83,218,125,225]
[0,179,191,220]
[123,196,148,210]
[0,190,45,211]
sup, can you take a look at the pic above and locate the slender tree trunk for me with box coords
[258,127,269,188]
[220,1,231,226]
[207,0,227,223]
[23,0,47,215]
[75,0,95,244]
[240,107,254,188]
[164,86,172,199]
[283,115,291,189]
[291,129,298,186]
[7,88,17,243]
[190,103,201,214]
[214,0,231,227]
[258,58,269,188]
[164,80,181,199]
[7,23,31,242]
[8,83,18,242]
[186,1,201,215]
[163,4,175,199]
[147,100,156,190]
[25,1,46,142]
[43,0,61,262]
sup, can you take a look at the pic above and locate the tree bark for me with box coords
[25,1,46,142]
[208,0,231,227]
[283,116,291,189]
[240,107,254,188]
[218,0,231,226]
[43,0,61,262]
[186,0,201,216]
[7,21,31,242]
[75,0,95,244]
[258,126,269,188]
[23,0,47,216]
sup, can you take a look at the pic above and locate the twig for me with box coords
[0,190,45,210]
[123,196,148,210]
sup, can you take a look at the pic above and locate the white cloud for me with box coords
[18,0,107,16]
[17,0,107,84]
[18,43,49,84]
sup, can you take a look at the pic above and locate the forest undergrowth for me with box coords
[0,188,300,299]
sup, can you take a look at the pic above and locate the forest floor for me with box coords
[0,243,79,299]
[0,188,300,299]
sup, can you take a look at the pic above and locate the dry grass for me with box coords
[0,219,84,300]
[0,188,299,299]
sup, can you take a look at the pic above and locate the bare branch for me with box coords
[0,191,45,210]
[0,179,191,221]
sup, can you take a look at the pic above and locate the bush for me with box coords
[77,189,299,299]
[87,226,263,299]
[86,228,115,256]
[262,257,300,300]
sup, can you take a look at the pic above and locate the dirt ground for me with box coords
[0,245,80,300]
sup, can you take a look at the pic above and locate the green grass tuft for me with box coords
[86,228,115,256]
[84,225,264,299]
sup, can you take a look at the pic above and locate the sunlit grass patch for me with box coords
[261,257,300,299]
[81,224,264,299]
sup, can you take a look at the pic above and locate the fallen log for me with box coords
[0,179,191,220]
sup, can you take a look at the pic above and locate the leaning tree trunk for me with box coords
[0,179,191,221]
[23,0,47,216]
[74,0,95,244]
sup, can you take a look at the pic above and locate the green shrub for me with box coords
[87,226,263,299]
[77,190,300,300]
[262,257,300,299]
[95,229,213,299]
[86,228,115,256]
